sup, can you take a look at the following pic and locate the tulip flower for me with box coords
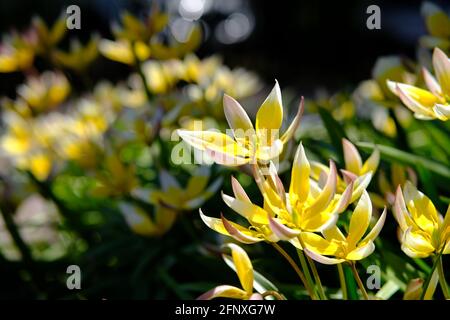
[393,182,450,258]
[309,139,376,206]
[17,71,70,112]
[118,202,176,237]
[198,243,263,300]
[420,2,450,51]
[99,39,151,65]
[387,48,450,120]
[132,167,223,211]
[53,36,99,72]
[178,81,304,166]
[199,143,359,248]
[0,40,34,73]
[300,191,386,264]
[31,15,66,53]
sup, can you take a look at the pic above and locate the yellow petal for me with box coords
[306,160,337,214]
[343,138,363,174]
[177,129,250,159]
[301,232,340,255]
[231,176,251,202]
[403,182,438,234]
[222,192,269,224]
[401,227,435,257]
[361,148,380,175]
[432,47,450,96]
[422,67,442,97]
[322,225,346,242]
[280,97,304,144]
[289,142,310,204]
[388,81,437,117]
[223,94,254,143]
[362,207,387,243]
[346,241,375,260]
[221,214,264,244]
[29,154,52,181]
[347,191,372,247]
[226,243,254,295]
[393,185,413,231]
[256,81,283,144]
[304,248,345,265]
[119,202,156,236]
[99,39,133,65]
[268,216,300,240]
[197,285,248,300]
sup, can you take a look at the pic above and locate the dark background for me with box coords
[0,0,441,97]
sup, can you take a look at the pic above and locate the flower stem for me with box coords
[307,254,327,300]
[337,263,348,300]
[296,249,317,297]
[437,256,449,299]
[420,252,442,300]
[262,290,285,300]
[271,243,317,300]
[350,262,369,300]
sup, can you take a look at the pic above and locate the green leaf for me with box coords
[357,142,450,179]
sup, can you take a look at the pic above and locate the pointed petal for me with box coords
[422,67,442,97]
[343,138,362,174]
[393,185,411,231]
[197,285,248,300]
[322,225,346,242]
[231,176,251,202]
[402,227,435,256]
[256,81,283,132]
[118,202,157,236]
[226,243,254,295]
[268,215,300,240]
[335,181,354,214]
[347,191,372,246]
[177,129,250,157]
[346,241,375,260]
[222,192,269,224]
[307,160,337,214]
[221,214,264,244]
[432,47,450,96]
[301,232,340,255]
[433,103,450,120]
[223,94,254,143]
[289,142,310,204]
[403,181,439,234]
[205,148,250,166]
[361,148,380,175]
[362,207,387,243]
[350,172,373,204]
[388,81,437,117]
[199,209,230,236]
[280,96,304,143]
[304,248,345,265]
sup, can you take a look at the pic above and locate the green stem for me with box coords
[437,256,450,299]
[350,262,369,300]
[297,235,327,299]
[420,253,442,300]
[337,263,348,300]
[261,290,285,300]
[271,243,316,300]
[306,254,327,300]
[296,249,318,299]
